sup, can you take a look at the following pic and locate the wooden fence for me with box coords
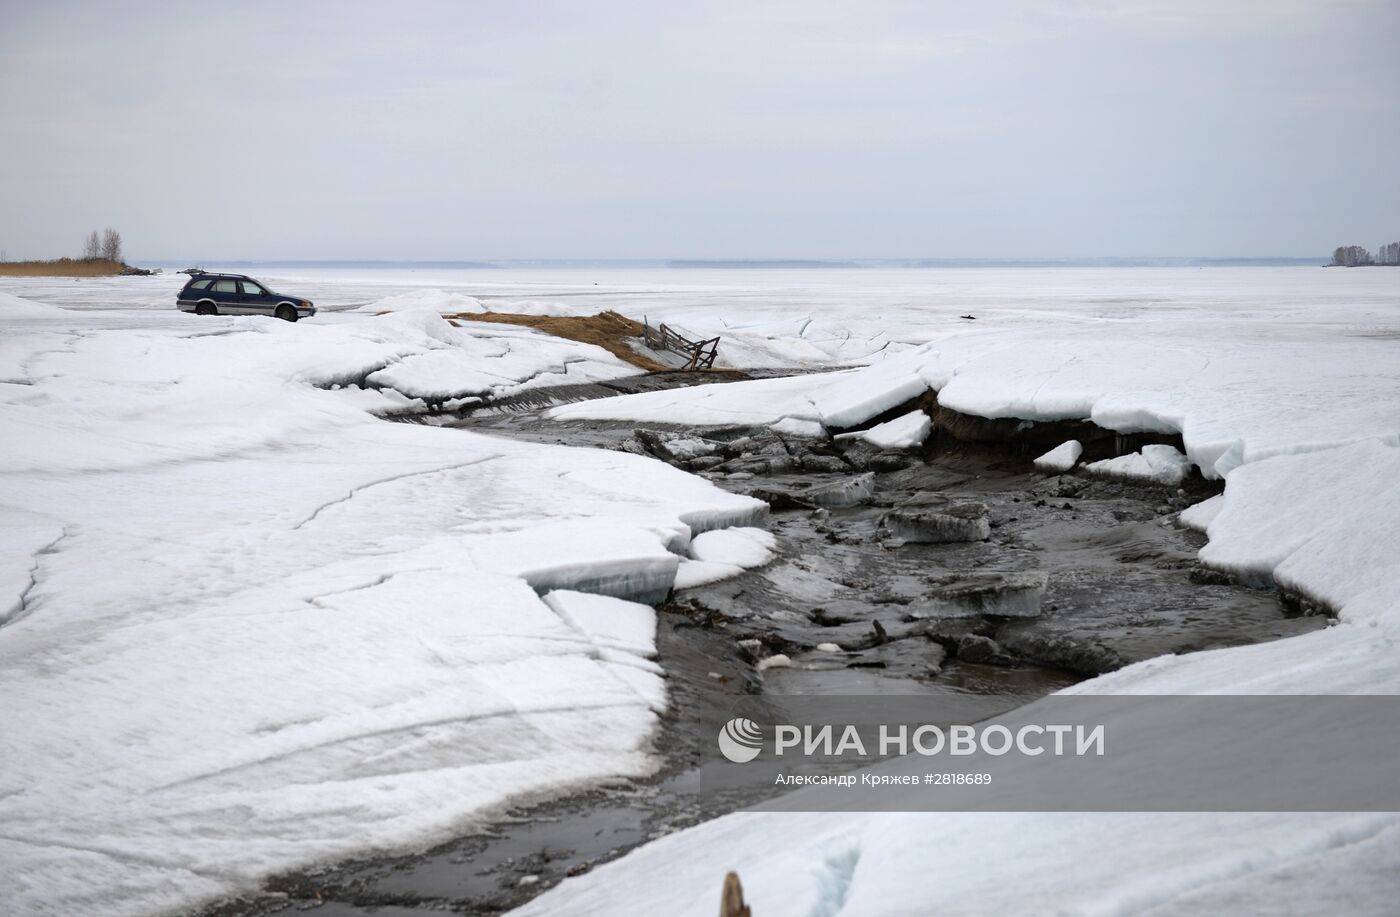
[642,318,720,370]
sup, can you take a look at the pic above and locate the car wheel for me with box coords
[275,305,299,323]
[195,303,216,316]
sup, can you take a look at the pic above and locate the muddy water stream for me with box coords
[201,372,1326,917]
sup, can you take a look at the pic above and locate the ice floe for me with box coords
[0,298,765,916]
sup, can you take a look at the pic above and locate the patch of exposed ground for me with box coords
[463,406,1327,680]
[0,259,146,277]
[447,310,704,373]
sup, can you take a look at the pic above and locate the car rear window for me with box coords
[189,278,212,290]
[212,280,238,293]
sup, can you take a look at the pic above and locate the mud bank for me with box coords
[451,393,1326,681]
[196,372,1328,917]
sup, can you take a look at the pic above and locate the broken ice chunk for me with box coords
[1179,494,1224,532]
[833,410,931,451]
[634,429,722,462]
[805,472,876,508]
[772,417,826,438]
[689,527,776,568]
[1033,440,1083,473]
[757,654,792,671]
[882,500,990,543]
[673,559,744,590]
[1087,444,1193,486]
[912,571,1049,618]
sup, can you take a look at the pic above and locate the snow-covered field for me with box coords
[0,288,767,916]
[4,265,1400,916]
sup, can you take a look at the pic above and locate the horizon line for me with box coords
[131,255,1329,268]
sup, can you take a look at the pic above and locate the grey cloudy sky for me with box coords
[2,0,1397,260]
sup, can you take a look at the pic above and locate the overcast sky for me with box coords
[2,0,1397,261]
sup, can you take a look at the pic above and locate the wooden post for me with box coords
[720,871,751,917]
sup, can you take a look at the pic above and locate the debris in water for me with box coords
[956,634,1018,666]
[871,620,889,645]
[757,654,792,671]
[916,571,1049,618]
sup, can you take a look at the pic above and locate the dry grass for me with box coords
[0,259,130,277]
[446,309,677,372]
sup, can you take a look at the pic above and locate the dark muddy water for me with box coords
[198,374,1325,917]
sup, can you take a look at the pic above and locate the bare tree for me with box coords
[1330,245,1373,267]
[83,230,102,260]
[100,227,123,263]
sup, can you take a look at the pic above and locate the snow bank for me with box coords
[361,288,489,314]
[1198,439,1400,610]
[357,309,635,403]
[834,409,931,450]
[359,290,581,318]
[0,300,767,916]
[493,298,581,317]
[552,370,834,428]
[551,317,1400,486]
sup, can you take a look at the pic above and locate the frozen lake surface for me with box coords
[2,265,1399,916]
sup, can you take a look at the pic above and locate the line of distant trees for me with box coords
[81,228,124,263]
[1330,241,1400,266]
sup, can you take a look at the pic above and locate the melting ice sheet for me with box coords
[7,268,1400,916]
[518,289,1400,912]
[0,296,764,916]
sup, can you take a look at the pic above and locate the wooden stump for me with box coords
[721,871,751,917]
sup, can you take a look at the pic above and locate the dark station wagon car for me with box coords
[176,273,315,322]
